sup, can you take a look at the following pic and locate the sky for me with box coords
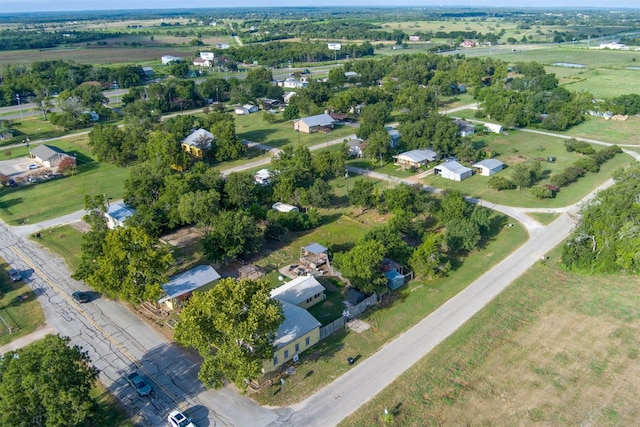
[1,1,639,13]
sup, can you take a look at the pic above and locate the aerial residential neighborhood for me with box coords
[1,3,640,427]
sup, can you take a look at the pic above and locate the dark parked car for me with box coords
[8,269,21,282]
[126,372,152,397]
[72,291,90,303]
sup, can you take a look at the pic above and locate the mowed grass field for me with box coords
[341,251,640,426]
[0,136,129,225]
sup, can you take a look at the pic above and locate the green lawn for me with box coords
[562,115,640,146]
[31,225,84,273]
[235,114,356,149]
[0,117,72,148]
[420,130,631,208]
[0,261,46,346]
[253,212,528,406]
[0,136,129,225]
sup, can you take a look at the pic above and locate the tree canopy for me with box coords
[0,335,99,427]
[174,278,283,390]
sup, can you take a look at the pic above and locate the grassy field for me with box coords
[235,114,357,149]
[0,261,46,346]
[341,249,640,426]
[0,136,129,225]
[253,211,527,406]
[91,384,135,427]
[563,115,640,146]
[0,117,77,148]
[31,225,84,273]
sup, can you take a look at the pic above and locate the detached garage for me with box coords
[434,161,473,181]
[472,159,505,176]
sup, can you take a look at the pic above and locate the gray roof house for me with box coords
[453,119,475,137]
[472,159,505,176]
[393,149,438,169]
[293,113,335,134]
[270,275,326,309]
[105,202,136,229]
[30,144,71,168]
[158,265,221,310]
[434,160,473,181]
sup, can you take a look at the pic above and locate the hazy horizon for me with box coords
[2,1,639,14]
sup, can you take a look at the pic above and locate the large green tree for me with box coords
[0,335,99,427]
[334,240,387,294]
[201,210,263,263]
[174,278,283,390]
[73,194,110,281]
[87,227,173,303]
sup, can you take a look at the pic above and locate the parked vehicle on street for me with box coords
[126,372,152,397]
[72,291,90,303]
[168,410,196,427]
[8,268,21,282]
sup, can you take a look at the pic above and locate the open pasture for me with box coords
[342,253,640,426]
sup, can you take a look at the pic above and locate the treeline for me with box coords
[0,29,114,51]
[562,162,640,274]
[213,41,374,67]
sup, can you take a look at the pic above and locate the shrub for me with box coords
[573,157,599,173]
[531,185,554,199]
[487,175,515,190]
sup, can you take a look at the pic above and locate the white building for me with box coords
[434,161,473,181]
[472,159,505,176]
[161,55,183,64]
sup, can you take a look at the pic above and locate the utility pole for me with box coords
[16,94,23,122]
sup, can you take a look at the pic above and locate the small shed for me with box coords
[472,159,505,176]
[104,202,136,229]
[434,161,473,181]
[158,265,221,310]
[272,202,299,213]
[381,258,411,290]
[235,104,259,115]
[484,123,504,134]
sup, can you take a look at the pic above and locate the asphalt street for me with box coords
[1,105,637,426]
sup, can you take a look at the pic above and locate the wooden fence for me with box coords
[318,293,378,340]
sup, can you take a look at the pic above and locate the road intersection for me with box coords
[1,111,637,426]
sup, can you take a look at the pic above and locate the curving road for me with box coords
[1,106,636,426]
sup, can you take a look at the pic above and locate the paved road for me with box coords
[0,220,277,426]
[1,107,632,426]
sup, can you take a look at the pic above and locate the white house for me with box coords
[434,160,473,181]
[104,202,136,229]
[283,92,297,104]
[234,104,259,115]
[484,123,504,134]
[193,57,213,67]
[472,159,505,176]
[161,55,183,64]
[158,265,221,311]
[254,169,272,185]
[293,113,335,134]
[272,202,299,213]
[453,119,475,137]
[29,144,71,168]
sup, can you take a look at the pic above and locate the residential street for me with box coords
[1,107,638,426]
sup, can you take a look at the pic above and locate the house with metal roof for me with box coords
[292,113,335,134]
[104,202,136,230]
[181,128,214,158]
[434,160,473,181]
[393,149,438,169]
[30,144,71,168]
[264,300,321,372]
[158,265,221,310]
[472,159,505,176]
[453,119,475,137]
[270,275,326,309]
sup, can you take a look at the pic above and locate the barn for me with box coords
[472,159,505,176]
[434,161,473,181]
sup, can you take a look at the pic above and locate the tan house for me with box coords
[270,275,326,310]
[264,300,321,372]
[393,148,438,169]
[181,128,214,158]
[292,113,335,134]
[30,144,71,168]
